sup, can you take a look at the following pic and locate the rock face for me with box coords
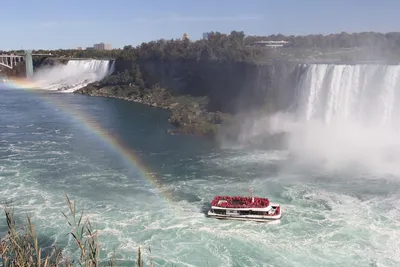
[76,59,306,140]
[75,82,232,138]
[116,59,305,114]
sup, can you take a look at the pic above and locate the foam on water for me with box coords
[1,136,400,266]
[3,123,398,265]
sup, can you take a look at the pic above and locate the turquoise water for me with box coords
[0,86,399,267]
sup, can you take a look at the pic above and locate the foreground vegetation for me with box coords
[0,194,152,266]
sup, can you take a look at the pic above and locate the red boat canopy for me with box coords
[211,195,270,209]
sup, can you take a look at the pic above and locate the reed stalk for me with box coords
[0,194,153,266]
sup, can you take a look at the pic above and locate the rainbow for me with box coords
[2,77,175,206]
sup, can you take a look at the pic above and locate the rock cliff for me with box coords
[116,59,305,113]
[77,59,305,139]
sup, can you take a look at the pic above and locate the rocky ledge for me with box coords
[74,82,233,139]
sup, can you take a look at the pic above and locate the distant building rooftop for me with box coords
[93,43,112,50]
[251,40,292,47]
[253,40,290,44]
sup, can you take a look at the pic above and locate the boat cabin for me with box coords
[208,194,282,221]
[210,195,277,215]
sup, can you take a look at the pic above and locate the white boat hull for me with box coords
[207,211,282,222]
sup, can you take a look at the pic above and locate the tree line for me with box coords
[3,30,400,63]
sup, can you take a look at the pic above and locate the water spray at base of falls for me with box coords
[223,64,400,176]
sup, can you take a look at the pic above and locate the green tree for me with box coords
[134,64,145,96]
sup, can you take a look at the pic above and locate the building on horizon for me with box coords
[93,43,112,50]
[250,40,292,48]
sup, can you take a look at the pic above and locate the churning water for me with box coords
[1,63,400,266]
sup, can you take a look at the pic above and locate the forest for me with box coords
[3,30,400,63]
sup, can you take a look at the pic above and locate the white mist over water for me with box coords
[32,60,114,92]
[235,64,400,176]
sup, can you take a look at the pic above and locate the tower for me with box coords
[25,50,33,78]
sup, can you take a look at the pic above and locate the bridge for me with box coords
[0,51,53,78]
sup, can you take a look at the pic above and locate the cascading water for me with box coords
[227,63,400,175]
[32,59,114,92]
[296,64,400,129]
[285,64,400,174]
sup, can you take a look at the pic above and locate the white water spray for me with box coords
[296,64,400,128]
[32,60,114,92]
[233,64,400,175]
[289,64,400,174]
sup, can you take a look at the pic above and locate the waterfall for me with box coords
[222,63,400,175]
[284,63,400,174]
[32,59,114,92]
[296,64,400,131]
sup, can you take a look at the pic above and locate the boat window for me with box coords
[213,209,226,215]
[250,211,265,215]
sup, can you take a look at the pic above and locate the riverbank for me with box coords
[75,82,233,139]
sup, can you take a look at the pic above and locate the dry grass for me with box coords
[0,194,153,267]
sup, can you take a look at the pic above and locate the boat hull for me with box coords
[207,211,282,222]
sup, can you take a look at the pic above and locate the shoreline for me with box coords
[74,82,233,139]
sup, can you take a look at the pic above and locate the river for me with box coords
[1,60,400,266]
[0,86,399,267]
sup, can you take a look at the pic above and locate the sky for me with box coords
[1,0,400,50]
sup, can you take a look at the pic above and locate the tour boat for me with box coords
[207,191,282,222]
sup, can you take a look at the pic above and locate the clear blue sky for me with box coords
[2,0,400,50]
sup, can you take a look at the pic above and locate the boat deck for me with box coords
[211,196,270,209]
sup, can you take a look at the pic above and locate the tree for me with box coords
[134,64,145,96]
